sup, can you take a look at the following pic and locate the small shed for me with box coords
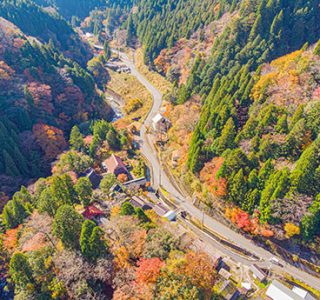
[171,149,181,167]
[82,204,104,220]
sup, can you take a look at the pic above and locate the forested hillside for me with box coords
[0,0,92,65]
[134,0,234,64]
[183,0,320,97]
[188,48,320,240]
[118,1,320,93]
[0,16,110,196]
[32,0,105,19]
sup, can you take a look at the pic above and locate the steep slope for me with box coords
[134,0,233,64]
[0,17,110,196]
[187,46,320,241]
[33,0,105,19]
[0,0,92,65]
[184,0,320,97]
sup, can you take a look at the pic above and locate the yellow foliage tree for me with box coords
[284,223,300,238]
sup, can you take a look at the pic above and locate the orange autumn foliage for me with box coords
[182,251,216,292]
[154,50,170,74]
[33,123,67,160]
[128,230,147,258]
[226,207,257,233]
[226,207,274,237]
[260,229,274,238]
[117,173,128,183]
[3,225,22,253]
[135,257,164,284]
[0,61,14,81]
[200,157,227,197]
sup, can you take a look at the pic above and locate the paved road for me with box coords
[116,51,320,290]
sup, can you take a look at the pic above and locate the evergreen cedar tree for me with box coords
[53,205,84,249]
[9,252,35,290]
[69,126,84,152]
[80,220,107,261]
[74,177,93,207]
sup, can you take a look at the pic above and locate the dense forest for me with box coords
[0,0,93,65]
[188,48,320,240]
[0,1,111,196]
[134,0,234,64]
[32,0,105,19]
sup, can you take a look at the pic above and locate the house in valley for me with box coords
[102,154,128,176]
[152,113,171,132]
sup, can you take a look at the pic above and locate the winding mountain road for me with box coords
[116,51,320,291]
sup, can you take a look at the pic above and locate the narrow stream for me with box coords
[105,92,124,122]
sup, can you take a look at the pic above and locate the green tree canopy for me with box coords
[53,205,84,249]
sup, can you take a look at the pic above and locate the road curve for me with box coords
[116,51,320,290]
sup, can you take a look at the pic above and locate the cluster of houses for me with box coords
[83,153,147,192]
[79,152,177,223]
[266,280,316,300]
[80,192,177,225]
[215,261,317,300]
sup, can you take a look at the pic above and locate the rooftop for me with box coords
[103,154,128,174]
[266,280,309,300]
[292,286,316,300]
[250,264,267,281]
[123,177,147,188]
[152,113,165,124]
[85,168,102,189]
[82,204,104,220]
[219,268,231,280]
